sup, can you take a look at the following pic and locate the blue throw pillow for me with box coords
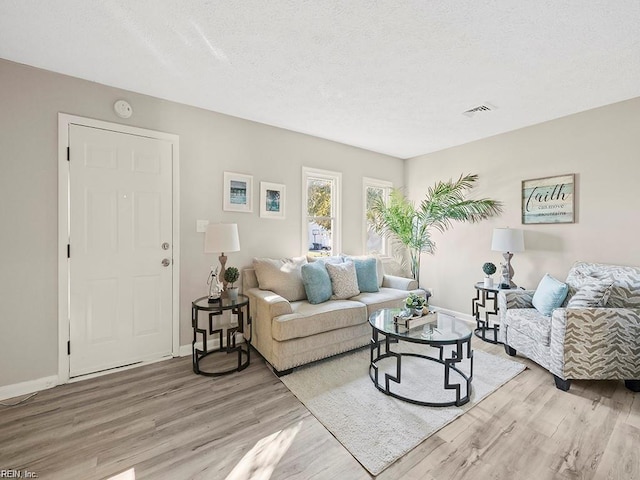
[532,274,569,316]
[351,257,379,293]
[301,261,332,304]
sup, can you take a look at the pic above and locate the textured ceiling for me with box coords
[1,1,639,158]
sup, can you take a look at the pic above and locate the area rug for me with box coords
[278,343,525,476]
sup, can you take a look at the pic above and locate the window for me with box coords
[303,167,341,257]
[363,177,392,255]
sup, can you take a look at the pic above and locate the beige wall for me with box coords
[0,59,403,388]
[405,97,640,315]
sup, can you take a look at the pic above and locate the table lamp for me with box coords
[204,223,240,291]
[491,227,524,288]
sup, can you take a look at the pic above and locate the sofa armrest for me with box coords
[550,307,640,380]
[246,287,293,318]
[382,274,418,291]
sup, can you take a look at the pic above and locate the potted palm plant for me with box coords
[369,174,502,286]
[224,267,240,301]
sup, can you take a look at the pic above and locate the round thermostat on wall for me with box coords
[114,100,133,118]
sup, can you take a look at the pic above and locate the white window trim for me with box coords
[302,167,342,256]
[363,177,393,256]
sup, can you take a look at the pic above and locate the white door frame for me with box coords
[57,113,180,384]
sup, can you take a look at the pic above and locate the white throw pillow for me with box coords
[326,261,361,300]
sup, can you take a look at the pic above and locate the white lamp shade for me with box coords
[204,223,240,253]
[491,228,524,253]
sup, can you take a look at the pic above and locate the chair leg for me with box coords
[625,380,640,392]
[554,375,571,391]
[504,344,517,356]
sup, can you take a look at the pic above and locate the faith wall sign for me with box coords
[522,174,575,224]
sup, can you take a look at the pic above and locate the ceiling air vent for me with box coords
[462,103,496,118]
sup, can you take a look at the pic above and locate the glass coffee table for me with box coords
[369,308,473,407]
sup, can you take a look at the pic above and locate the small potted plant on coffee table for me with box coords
[405,292,427,316]
[224,267,240,301]
[482,262,497,288]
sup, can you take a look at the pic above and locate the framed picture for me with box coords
[223,172,253,213]
[260,182,286,219]
[522,174,575,224]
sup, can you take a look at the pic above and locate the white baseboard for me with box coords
[430,305,475,324]
[0,375,59,402]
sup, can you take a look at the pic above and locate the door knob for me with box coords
[161,258,171,267]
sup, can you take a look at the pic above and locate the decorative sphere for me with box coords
[482,262,497,275]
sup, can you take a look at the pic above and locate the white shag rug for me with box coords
[279,343,525,476]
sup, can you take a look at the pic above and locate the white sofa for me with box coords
[242,256,426,375]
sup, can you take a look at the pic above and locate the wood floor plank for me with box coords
[0,339,637,480]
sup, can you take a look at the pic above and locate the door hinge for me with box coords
[67,244,71,258]
[67,147,70,161]
[67,341,71,355]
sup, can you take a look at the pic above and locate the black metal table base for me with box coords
[192,325,251,376]
[369,331,473,407]
[472,284,503,345]
[474,323,501,344]
[191,295,252,377]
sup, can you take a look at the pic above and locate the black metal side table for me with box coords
[472,283,502,344]
[191,294,252,376]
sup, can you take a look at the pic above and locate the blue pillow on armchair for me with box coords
[532,274,569,316]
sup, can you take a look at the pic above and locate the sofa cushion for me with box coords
[566,272,614,308]
[271,300,367,341]
[351,287,411,317]
[532,274,569,316]
[301,261,332,304]
[326,261,361,299]
[507,309,552,346]
[253,256,308,302]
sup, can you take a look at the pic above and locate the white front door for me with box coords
[68,124,174,377]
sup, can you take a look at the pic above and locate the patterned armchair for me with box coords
[498,261,640,392]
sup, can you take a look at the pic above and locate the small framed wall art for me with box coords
[223,172,253,213]
[260,182,286,219]
[522,173,575,224]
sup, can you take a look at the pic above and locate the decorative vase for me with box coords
[483,276,494,288]
[414,306,424,317]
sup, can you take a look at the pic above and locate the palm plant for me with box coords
[369,174,503,285]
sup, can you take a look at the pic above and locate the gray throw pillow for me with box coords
[566,272,614,308]
[253,256,308,302]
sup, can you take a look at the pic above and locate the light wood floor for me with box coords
[1,340,638,480]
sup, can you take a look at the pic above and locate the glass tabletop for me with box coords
[192,294,249,311]
[369,308,472,343]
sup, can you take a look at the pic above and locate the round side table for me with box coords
[191,294,252,376]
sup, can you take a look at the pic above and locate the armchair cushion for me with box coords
[532,274,569,316]
[508,308,552,346]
